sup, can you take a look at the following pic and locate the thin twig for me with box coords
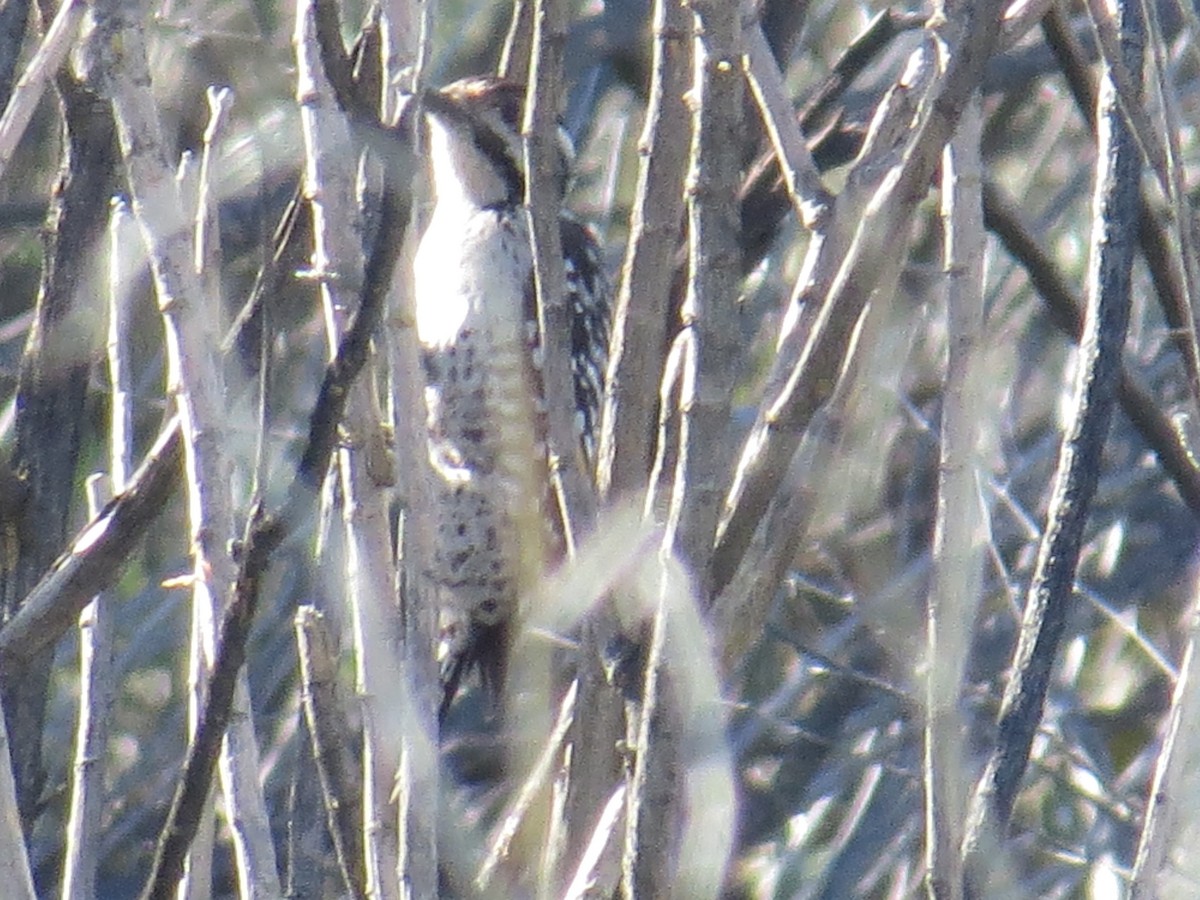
[199,90,283,900]
[173,151,219,896]
[1129,576,1200,897]
[713,0,1007,597]
[477,681,577,890]
[61,196,135,900]
[0,0,85,182]
[736,9,921,276]
[795,8,925,130]
[742,21,831,232]
[137,109,414,900]
[89,0,252,890]
[622,565,671,898]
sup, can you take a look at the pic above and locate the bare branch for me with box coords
[713,0,1007,596]
[924,92,987,900]
[295,606,368,900]
[742,21,831,231]
[570,0,690,863]
[0,0,85,183]
[595,0,690,500]
[526,0,597,541]
[964,0,1145,868]
[669,0,742,601]
[0,697,35,900]
[296,2,405,895]
[140,192,409,899]
[478,682,577,890]
[0,416,183,681]
[61,196,136,900]
[1129,573,1200,896]
[137,112,415,900]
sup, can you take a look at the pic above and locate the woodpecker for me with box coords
[412,77,610,720]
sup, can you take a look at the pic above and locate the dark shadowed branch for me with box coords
[963,0,1145,876]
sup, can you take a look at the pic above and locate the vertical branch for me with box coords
[0,694,35,900]
[624,2,742,893]
[595,0,690,502]
[298,3,403,897]
[87,2,282,895]
[363,0,441,892]
[61,198,135,900]
[200,94,282,900]
[924,88,986,900]
[671,0,742,603]
[622,560,672,898]
[962,0,1144,870]
[371,1,439,893]
[139,152,406,900]
[705,11,832,674]
[623,540,736,899]
[525,0,596,539]
[174,154,218,900]
[524,18,592,872]
[499,0,534,83]
[3,55,117,832]
[295,606,368,899]
[568,0,691,867]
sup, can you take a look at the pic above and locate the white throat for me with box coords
[426,116,513,212]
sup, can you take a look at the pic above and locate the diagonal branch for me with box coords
[963,0,1145,869]
[713,0,1007,596]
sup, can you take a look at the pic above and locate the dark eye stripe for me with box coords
[422,87,525,205]
[422,78,575,207]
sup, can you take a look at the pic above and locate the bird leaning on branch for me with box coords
[412,76,611,721]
